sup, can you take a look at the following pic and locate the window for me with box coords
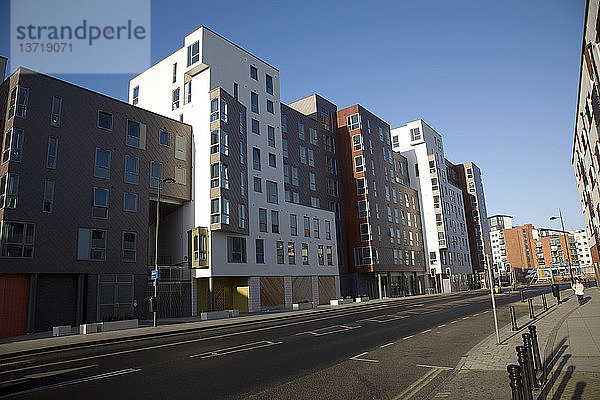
[327,246,333,265]
[310,128,318,145]
[211,130,219,153]
[43,179,55,212]
[353,134,362,151]
[321,111,331,131]
[282,138,288,157]
[150,161,162,188]
[250,65,258,80]
[358,199,369,218]
[292,166,299,186]
[187,40,200,66]
[259,208,267,232]
[251,119,260,134]
[241,172,245,196]
[210,198,220,223]
[325,135,336,153]
[254,176,262,192]
[267,99,274,114]
[266,74,273,94]
[127,120,142,148]
[76,228,105,260]
[410,127,421,141]
[171,62,177,83]
[239,112,245,134]
[132,86,139,105]
[251,92,259,113]
[175,135,187,160]
[2,128,24,163]
[347,114,360,130]
[253,148,261,170]
[220,130,229,155]
[293,192,299,203]
[233,82,238,100]
[271,210,279,233]
[302,243,309,265]
[50,96,62,127]
[92,187,109,218]
[8,86,29,118]
[221,164,229,189]
[46,137,58,169]
[385,186,390,201]
[276,241,284,264]
[185,81,192,103]
[300,146,307,164]
[94,148,111,179]
[256,239,265,263]
[268,126,276,147]
[239,204,247,229]
[160,130,171,147]
[119,231,137,262]
[211,164,219,188]
[96,112,113,132]
[308,149,314,167]
[176,166,186,185]
[298,122,305,140]
[1,221,35,258]
[304,216,310,237]
[221,198,230,224]
[354,156,364,173]
[317,244,325,265]
[290,214,298,236]
[266,181,278,204]
[211,98,228,122]
[288,242,296,264]
[227,236,247,263]
[354,247,372,266]
[125,155,139,184]
[269,153,277,168]
[313,218,320,238]
[360,223,370,241]
[309,172,316,191]
[122,192,138,212]
[356,177,367,195]
[1,173,19,208]
[310,197,320,208]
[172,88,180,110]
[281,114,287,133]
[395,208,399,224]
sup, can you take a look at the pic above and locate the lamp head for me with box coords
[163,178,176,184]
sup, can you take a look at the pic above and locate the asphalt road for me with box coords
[0,285,558,400]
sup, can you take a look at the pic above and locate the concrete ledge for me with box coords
[52,325,71,337]
[201,310,231,320]
[79,323,101,334]
[293,303,313,310]
[330,299,353,305]
[355,297,370,303]
[101,319,138,332]
[226,309,239,317]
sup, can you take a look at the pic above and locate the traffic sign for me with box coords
[151,269,158,280]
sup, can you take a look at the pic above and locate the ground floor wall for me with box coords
[353,272,428,299]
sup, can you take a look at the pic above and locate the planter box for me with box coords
[101,319,138,332]
[52,325,71,337]
[355,297,370,303]
[200,310,231,320]
[226,309,239,317]
[79,323,101,334]
[293,302,313,310]
[329,299,354,306]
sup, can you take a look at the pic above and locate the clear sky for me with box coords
[0,0,587,230]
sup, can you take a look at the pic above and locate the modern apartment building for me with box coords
[0,68,192,338]
[488,214,513,272]
[503,224,539,279]
[453,162,492,280]
[573,229,594,270]
[573,0,600,266]
[336,105,427,298]
[129,27,340,313]
[392,120,472,293]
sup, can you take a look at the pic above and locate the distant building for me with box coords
[573,229,594,269]
[488,214,513,272]
[573,0,600,267]
[503,224,539,279]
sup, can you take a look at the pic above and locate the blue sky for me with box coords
[0,0,587,230]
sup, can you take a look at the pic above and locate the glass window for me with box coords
[269,153,276,168]
[308,149,314,167]
[239,204,247,229]
[92,187,109,219]
[2,128,24,163]
[76,228,105,261]
[0,173,18,209]
[123,192,137,212]
[122,232,136,261]
[291,166,298,186]
[172,62,177,83]
[210,163,219,188]
[268,126,276,147]
[267,99,274,114]
[46,137,58,169]
[221,198,230,224]
[8,86,29,119]
[266,74,274,94]
[325,220,331,240]
[172,88,180,110]
[1,221,34,258]
[254,176,262,192]
[302,243,309,265]
[327,246,333,265]
[175,135,187,161]
[290,214,297,236]
[239,111,244,134]
[347,114,360,130]
[227,236,247,263]
[250,65,258,80]
[256,239,265,264]
[358,200,369,218]
[282,138,288,157]
[354,156,364,173]
[259,208,267,232]
[318,245,324,265]
[313,218,320,238]
[125,155,139,184]
[150,161,162,188]
[300,146,307,164]
[160,130,171,147]
[126,120,141,148]
[94,148,111,179]
[310,128,318,145]
[221,163,229,189]
[251,119,260,134]
[271,210,279,233]
[304,216,310,237]
[185,81,192,103]
[210,198,220,223]
[132,86,139,105]
[251,92,259,113]
[233,82,238,99]
[42,179,55,213]
[187,40,199,66]
[309,172,316,191]
[298,122,305,140]
[253,148,261,171]
[288,242,295,264]
[277,241,284,264]
[266,181,278,204]
[281,114,287,133]
[50,96,62,127]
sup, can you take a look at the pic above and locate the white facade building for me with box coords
[572,229,593,271]
[488,214,513,272]
[129,27,340,313]
[392,120,472,292]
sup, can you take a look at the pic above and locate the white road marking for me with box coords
[392,368,442,400]
[402,335,414,340]
[24,365,97,379]
[190,340,282,359]
[380,342,394,348]
[450,321,457,324]
[349,352,379,363]
[0,359,34,367]
[462,317,469,320]
[438,324,446,328]
[0,368,140,399]
[297,324,360,337]
[366,315,408,323]
[422,329,432,333]
[416,364,454,370]
[407,304,424,308]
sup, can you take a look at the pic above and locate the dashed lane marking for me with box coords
[380,342,394,349]
[190,340,282,359]
[438,324,446,328]
[422,329,432,334]
[402,335,414,340]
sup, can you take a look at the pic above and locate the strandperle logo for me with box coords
[15,20,147,46]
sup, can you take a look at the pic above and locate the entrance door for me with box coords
[234,286,249,313]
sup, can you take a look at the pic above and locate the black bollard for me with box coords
[510,305,518,331]
[528,325,543,381]
[517,346,534,400]
[520,290,525,302]
[528,298,535,319]
[542,293,548,311]
[507,364,524,400]
[522,333,539,389]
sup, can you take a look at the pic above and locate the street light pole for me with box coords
[486,254,501,344]
[153,177,176,328]
[550,210,574,283]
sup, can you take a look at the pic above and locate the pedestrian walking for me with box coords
[572,279,585,306]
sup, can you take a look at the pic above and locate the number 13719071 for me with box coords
[19,43,73,52]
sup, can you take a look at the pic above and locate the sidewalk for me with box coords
[0,291,450,358]
[430,286,600,399]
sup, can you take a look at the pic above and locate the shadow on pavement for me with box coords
[571,382,586,400]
